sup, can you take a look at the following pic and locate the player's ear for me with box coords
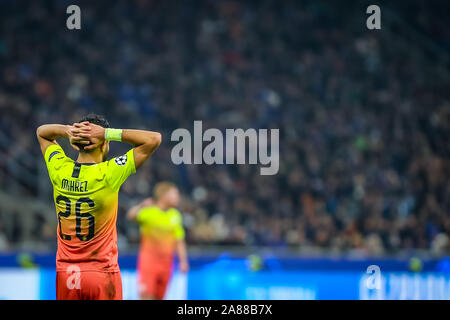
[101,141,110,153]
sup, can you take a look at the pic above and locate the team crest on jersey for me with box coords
[115,155,127,166]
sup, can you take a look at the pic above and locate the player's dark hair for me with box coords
[75,113,110,152]
[79,113,110,128]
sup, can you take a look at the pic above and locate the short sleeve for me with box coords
[105,149,136,191]
[136,207,150,225]
[172,210,185,240]
[44,144,67,181]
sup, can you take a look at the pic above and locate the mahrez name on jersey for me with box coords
[61,179,88,192]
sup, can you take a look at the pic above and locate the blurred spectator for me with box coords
[0,0,448,254]
[0,223,9,251]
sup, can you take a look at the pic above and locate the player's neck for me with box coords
[156,201,170,211]
[77,151,103,164]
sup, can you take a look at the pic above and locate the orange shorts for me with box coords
[138,266,172,299]
[56,270,122,300]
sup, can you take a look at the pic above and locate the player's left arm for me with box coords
[174,212,189,273]
[84,124,162,170]
[36,122,91,155]
[176,239,189,273]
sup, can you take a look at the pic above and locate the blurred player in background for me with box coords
[127,182,189,300]
[36,113,162,300]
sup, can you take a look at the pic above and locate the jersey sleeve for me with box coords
[44,144,68,182]
[136,207,150,225]
[173,210,185,240]
[105,149,136,191]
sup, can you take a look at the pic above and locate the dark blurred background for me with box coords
[0,0,449,256]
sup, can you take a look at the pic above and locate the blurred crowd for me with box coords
[0,0,449,255]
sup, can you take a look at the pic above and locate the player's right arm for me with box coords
[127,198,154,221]
[36,122,91,155]
[36,123,90,182]
[36,124,70,155]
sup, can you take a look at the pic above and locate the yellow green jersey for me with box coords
[44,143,136,272]
[137,206,185,267]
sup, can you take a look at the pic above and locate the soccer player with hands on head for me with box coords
[36,114,162,300]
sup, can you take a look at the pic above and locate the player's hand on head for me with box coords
[68,122,92,150]
[69,122,91,139]
[141,197,154,207]
[70,140,89,151]
[83,123,106,151]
